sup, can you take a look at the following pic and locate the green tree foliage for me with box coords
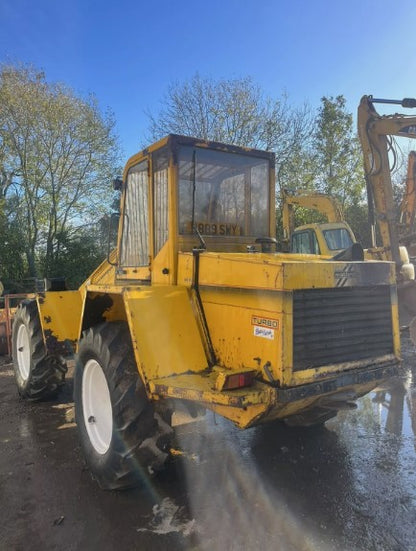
[41,228,108,289]
[313,95,364,208]
[0,64,120,287]
[279,95,369,244]
[0,199,26,286]
[344,203,372,247]
[311,96,370,243]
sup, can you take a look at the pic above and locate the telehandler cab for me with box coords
[12,134,400,489]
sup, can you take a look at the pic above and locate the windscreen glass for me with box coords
[323,228,353,250]
[178,146,269,237]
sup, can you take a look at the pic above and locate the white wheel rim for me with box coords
[82,359,113,455]
[16,323,31,381]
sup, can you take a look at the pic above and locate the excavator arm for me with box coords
[357,95,416,265]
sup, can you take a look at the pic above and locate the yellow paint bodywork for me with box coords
[292,221,356,256]
[36,291,83,353]
[30,134,401,431]
[35,250,400,430]
[123,286,208,382]
[207,377,381,428]
[177,251,400,387]
[147,362,395,428]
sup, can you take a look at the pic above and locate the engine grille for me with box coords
[293,286,394,371]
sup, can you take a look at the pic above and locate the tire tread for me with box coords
[75,322,173,490]
[12,300,67,400]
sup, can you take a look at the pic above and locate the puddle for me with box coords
[136,497,196,537]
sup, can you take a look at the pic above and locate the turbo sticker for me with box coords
[251,316,279,329]
[252,316,279,340]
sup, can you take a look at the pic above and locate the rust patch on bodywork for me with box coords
[44,329,76,357]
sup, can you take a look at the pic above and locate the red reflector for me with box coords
[214,369,256,391]
[222,372,255,390]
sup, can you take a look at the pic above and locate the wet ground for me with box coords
[1,336,416,551]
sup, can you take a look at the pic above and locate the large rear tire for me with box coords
[12,300,67,400]
[75,322,173,490]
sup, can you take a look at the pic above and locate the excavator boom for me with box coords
[357,95,416,265]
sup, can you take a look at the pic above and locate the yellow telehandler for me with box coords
[12,134,400,489]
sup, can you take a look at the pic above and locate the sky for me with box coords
[1,0,416,159]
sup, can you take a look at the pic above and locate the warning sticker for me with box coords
[253,326,275,340]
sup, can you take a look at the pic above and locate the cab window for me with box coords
[120,160,149,267]
[323,228,353,250]
[153,148,169,255]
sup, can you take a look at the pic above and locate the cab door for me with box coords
[117,159,151,282]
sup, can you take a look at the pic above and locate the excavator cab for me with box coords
[290,221,355,256]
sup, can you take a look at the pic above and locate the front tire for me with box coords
[75,322,173,490]
[12,300,67,400]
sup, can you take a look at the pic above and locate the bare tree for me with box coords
[146,74,314,189]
